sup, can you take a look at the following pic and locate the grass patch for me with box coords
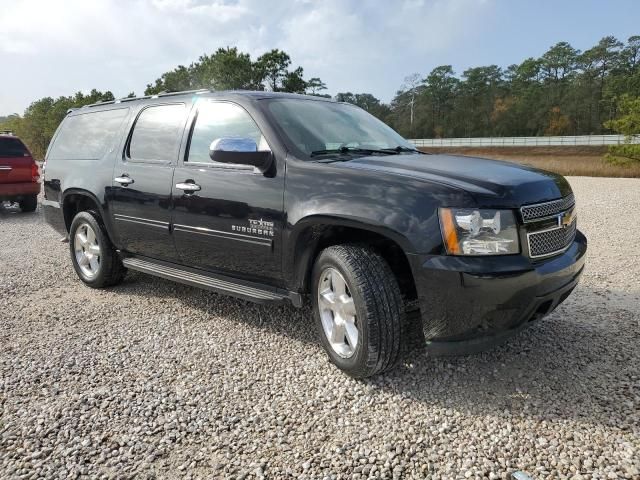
[605,154,640,166]
[419,146,640,178]
[605,144,640,166]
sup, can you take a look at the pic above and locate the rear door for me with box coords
[109,103,189,261]
[0,136,33,184]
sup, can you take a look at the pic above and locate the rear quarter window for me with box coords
[48,108,129,160]
[0,137,29,157]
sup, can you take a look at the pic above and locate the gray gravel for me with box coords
[1,177,639,479]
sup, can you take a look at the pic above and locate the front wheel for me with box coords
[312,245,405,378]
[69,210,126,288]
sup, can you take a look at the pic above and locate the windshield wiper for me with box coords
[310,146,424,158]
[310,147,393,157]
[310,146,405,158]
[378,146,424,154]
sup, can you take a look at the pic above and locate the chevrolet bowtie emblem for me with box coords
[558,208,576,228]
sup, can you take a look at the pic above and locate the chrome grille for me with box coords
[527,219,577,258]
[521,193,575,223]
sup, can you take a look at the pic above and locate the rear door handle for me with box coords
[0,166,12,171]
[114,175,134,186]
[175,182,201,192]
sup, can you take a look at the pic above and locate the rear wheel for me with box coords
[312,245,405,378]
[19,195,37,212]
[69,210,126,288]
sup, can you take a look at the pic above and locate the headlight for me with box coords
[439,208,520,255]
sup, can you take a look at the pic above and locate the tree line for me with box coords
[1,37,639,160]
[0,47,329,159]
[1,90,120,160]
[144,47,328,96]
[385,35,640,140]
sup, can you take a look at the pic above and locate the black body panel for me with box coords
[109,162,178,261]
[333,154,572,206]
[171,166,284,284]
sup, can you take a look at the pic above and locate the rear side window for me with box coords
[0,137,29,157]
[128,104,186,162]
[48,108,129,160]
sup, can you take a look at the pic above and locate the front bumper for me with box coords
[407,230,587,355]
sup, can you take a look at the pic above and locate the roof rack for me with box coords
[82,99,118,108]
[153,88,210,98]
[0,130,15,135]
[82,89,211,108]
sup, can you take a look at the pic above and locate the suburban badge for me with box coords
[232,218,275,237]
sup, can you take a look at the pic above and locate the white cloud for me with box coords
[0,0,494,114]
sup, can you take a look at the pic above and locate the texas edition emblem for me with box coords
[231,218,275,237]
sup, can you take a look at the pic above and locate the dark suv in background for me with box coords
[42,90,586,378]
[0,132,40,211]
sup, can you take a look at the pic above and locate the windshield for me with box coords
[265,98,416,159]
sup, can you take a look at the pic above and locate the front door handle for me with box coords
[175,182,201,192]
[114,175,134,186]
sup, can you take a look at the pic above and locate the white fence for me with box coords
[409,134,640,148]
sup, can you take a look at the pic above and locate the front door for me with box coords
[109,102,189,261]
[170,100,284,285]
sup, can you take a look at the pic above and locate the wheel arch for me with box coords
[287,215,418,302]
[62,189,117,244]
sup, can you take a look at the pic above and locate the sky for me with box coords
[1,0,639,116]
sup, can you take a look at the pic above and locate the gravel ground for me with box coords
[1,177,639,480]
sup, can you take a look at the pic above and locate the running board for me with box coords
[122,257,301,307]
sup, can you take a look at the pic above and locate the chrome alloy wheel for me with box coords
[318,268,359,358]
[74,222,101,279]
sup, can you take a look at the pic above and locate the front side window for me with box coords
[187,101,268,164]
[129,104,186,162]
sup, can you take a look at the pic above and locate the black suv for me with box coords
[43,90,586,377]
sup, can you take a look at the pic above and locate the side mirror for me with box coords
[209,137,273,173]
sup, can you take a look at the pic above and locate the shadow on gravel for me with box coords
[0,201,21,215]
[0,201,40,219]
[112,273,637,428]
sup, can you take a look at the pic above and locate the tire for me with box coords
[69,210,126,288]
[19,195,37,212]
[312,244,405,378]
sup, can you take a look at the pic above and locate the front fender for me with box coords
[284,158,472,253]
[290,214,414,252]
[282,158,474,292]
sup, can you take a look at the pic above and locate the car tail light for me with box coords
[31,162,40,182]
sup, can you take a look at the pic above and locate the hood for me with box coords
[333,153,572,207]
